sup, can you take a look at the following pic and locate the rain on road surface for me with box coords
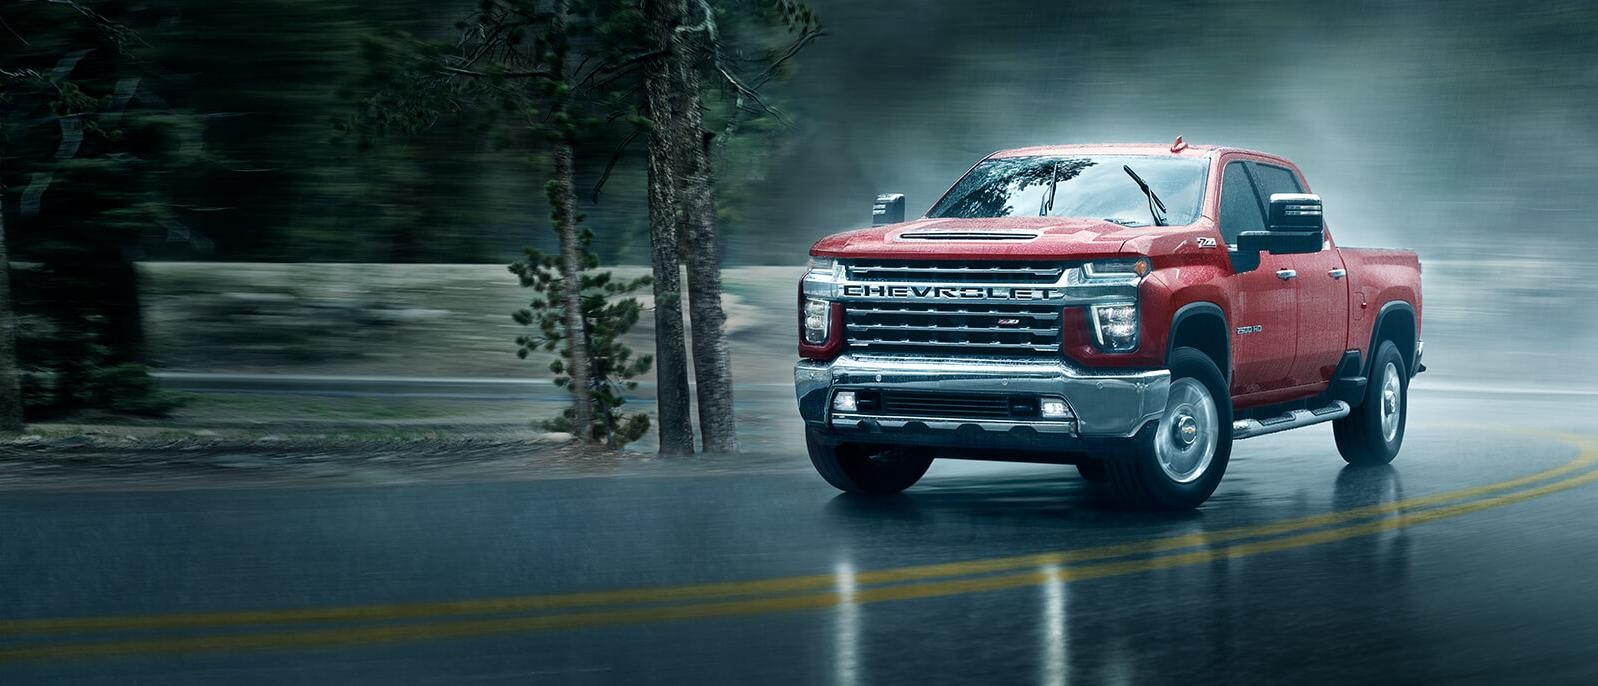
[3,386,1598,684]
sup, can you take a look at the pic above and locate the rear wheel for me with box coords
[1107,347,1233,509]
[1334,340,1408,465]
[806,432,934,495]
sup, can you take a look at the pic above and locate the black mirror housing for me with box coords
[1230,194,1326,272]
[1267,193,1323,234]
[872,193,906,226]
[1229,240,1263,273]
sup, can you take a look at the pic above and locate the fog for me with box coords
[744,0,1596,265]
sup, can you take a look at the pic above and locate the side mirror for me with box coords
[872,193,905,226]
[1264,193,1324,253]
[1268,193,1323,233]
[1229,193,1325,273]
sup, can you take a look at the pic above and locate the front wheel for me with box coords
[806,432,934,495]
[1107,347,1233,509]
[1334,340,1408,465]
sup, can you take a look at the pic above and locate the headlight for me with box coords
[1082,257,1151,280]
[1090,303,1138,352]
[803,298,832,344]
[804,255,843,285]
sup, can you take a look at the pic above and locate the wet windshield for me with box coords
[928,155,1209,226]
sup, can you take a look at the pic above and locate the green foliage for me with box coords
[2,0,824,269]
[14,308,185,419]
[768,0,822,34]
[2,0,193,419]
[509,229,654,447]
[81,363,184,416]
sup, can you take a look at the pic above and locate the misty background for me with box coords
[6,0,1596,422]
[763,0,1595,262]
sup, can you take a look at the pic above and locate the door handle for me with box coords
[1328,268,1347,279]
[1276,269,1297,281]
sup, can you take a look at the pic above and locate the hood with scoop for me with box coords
[809,216,1158,261]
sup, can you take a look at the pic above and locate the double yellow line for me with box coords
[3,434,1596,664]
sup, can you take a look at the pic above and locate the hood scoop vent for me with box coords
[896,230,1039,242]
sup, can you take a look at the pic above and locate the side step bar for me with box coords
[1232,401,1351,440]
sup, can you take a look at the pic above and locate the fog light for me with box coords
[832,391,858,413]
[1040,398,1073,419]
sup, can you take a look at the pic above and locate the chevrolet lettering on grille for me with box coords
[840,284,1066,300]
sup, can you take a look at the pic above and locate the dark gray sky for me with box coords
[730,0,1597,264]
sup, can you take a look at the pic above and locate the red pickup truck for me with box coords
[795,140,1423,508]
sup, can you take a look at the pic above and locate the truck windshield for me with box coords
[928,155,1208,226]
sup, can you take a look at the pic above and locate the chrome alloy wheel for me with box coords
[1380,361,1402,443]
[1154,377,1219,484]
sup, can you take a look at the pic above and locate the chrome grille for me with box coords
[845,260,1068,284]
[845,303,1062,355]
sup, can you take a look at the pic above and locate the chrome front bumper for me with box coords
[795,354,1170,449]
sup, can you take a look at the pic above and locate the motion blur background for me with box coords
[8,5,1598,680]
[5,0,1595,429]
[13,0,1584,261]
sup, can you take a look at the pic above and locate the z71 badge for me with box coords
[1196,236,1218,248]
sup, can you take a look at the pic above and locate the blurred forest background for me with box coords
[3,0,1597,438]
[9,0,1596,266]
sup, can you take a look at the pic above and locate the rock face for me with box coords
[143,263,575,377]
[139,263,801,382]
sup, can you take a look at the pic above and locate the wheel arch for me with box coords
[1366,301,1417,377]
[1168,302,1230,382]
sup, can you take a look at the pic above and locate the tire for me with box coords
[1334,340,1408,465]
[1107,347,1233,509]
[1075,460,1108,482]
[806,431,934,495]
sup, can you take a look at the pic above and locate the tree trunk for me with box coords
[100,256,144,364]
[671,25,737,454]
[643,0,697,455]
[551,139,596,443]
[548,1,596,444]
[0,192,22,431]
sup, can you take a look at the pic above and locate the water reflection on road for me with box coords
[814,458,1420,685]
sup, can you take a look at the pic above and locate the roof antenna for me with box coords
[1170,135,1188,153]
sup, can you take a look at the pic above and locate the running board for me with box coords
[1232,401,1351,440]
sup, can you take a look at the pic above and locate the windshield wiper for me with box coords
[1122,165,1168,226]
[1038,161,1061,216]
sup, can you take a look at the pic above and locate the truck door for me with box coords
[1218,160,1298,396]
[1251,162,1351,388]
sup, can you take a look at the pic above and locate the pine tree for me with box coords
[639,0,822,454]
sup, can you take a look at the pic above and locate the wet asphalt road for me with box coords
[3,387,1598,684]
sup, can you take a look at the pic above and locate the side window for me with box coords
[1254,163,1321,244]
[1252,164,1303,200]
[1218,161,1264,245]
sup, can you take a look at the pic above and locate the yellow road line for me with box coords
[1,435,1590,638]
[4,439,1594,664]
